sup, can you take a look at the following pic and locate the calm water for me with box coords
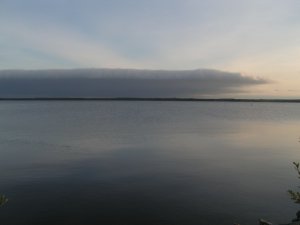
[0,101,300,225]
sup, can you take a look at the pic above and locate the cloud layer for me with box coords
[0,68,268,98]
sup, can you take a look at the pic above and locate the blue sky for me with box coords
[1,0,300,97]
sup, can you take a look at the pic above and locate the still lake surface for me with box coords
[0,101,300,225]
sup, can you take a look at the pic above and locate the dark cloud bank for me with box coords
[0,68,268,98]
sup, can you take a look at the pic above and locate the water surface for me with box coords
[0,101,300,225]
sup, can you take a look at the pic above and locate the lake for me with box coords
[0,101,299,225]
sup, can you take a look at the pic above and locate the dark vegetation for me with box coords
[288,162,300,203]
[0,195,8,207]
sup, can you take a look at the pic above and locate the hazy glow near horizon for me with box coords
[1,0,300,97]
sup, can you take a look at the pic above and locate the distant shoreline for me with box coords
[0,98,300,103]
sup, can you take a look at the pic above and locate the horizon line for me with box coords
[0,97,300,103]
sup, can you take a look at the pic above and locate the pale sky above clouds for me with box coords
[1,0,300,98]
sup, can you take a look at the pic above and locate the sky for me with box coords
[1,0,300,98]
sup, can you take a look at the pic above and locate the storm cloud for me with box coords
[0,68,268,98]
